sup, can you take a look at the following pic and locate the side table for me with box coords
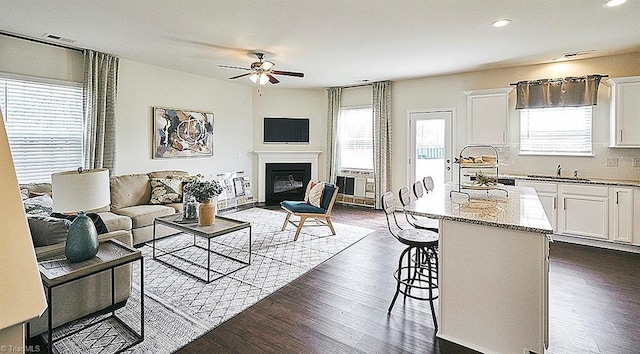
[29,239,144,354]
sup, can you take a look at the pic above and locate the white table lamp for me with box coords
[51,168,111,262]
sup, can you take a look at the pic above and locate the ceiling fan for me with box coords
[218,52,304,85]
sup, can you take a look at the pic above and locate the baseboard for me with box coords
[551,234,640,254]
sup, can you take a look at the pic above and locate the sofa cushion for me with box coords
[27,215,70,247]
[97,212,132,232]
[110,173,151,210]
[23,194,54,216]
[112,204,176,229]
[148,170,189,179]
[149,177,183,204]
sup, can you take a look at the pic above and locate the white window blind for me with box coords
[520,106,592,156]
[338,106,374,170]
[0,75,84,183]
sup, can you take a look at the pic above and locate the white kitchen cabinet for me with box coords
[464,88,512,146]
[517,181,558,233]
[610,187,634,243]
[606,76,640,147]
[559,184,609,239]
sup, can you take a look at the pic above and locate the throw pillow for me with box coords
[150,177,183,204]
[23,194,54,216]
[304,180,317,202]
[27,215,71,247]
[308,182,325,208]
[20,188,29,200]
[50,212,110,235]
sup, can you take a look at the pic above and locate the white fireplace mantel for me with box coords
[254,151,321,203]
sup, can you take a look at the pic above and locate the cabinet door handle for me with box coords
[563,198,566,210]
[620,129,623,142]
[502,131,506,142]
[553,196,556,210]
[616,191,619,205]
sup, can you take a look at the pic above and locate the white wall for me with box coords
[115,60,254,177]
[0,35,83,82]
[391,52,640,194]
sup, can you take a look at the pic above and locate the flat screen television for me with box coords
[263,117,309,144]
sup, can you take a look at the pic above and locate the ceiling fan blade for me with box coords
[272,70,304,78]
[267,74,280,84]
[228,72,252,80]
[218,64,251,71]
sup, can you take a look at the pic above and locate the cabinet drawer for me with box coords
[560,184,608,197]
[517,181,557,194]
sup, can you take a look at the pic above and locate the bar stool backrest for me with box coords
[398,186,412,207]
[381,191,402,236]
[423,176,435,193]
[412,181,424,199]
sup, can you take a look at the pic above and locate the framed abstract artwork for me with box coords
[152,107,214,159]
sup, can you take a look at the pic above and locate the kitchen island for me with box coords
[406,184,553,354]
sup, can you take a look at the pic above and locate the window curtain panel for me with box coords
[83,50,118,171]
[326,87,342,185]
[372,81,392,209]
[515,74,603,110]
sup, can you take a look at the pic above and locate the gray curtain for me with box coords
[326,87,341,184]
[372,81,391,209]
[83,50,119,171]
[515,74,603,109]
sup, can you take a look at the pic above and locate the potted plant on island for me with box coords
[183,179,223,226]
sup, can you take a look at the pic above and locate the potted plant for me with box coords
[183,179,223,226]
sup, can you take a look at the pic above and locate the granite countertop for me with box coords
[464,172,640,187]
[406,183,553,234]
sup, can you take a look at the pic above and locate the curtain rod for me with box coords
[0,30,84,53]
[509,74,609,86]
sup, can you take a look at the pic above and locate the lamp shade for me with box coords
[52,168,110,213]
[0,107,47,331]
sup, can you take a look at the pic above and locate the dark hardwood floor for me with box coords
[177,204,640,354]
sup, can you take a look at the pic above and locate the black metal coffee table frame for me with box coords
[153,214,251,283]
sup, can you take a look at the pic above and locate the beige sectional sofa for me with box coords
[23,169,189,337]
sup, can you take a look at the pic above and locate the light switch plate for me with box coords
[606,157,618,167]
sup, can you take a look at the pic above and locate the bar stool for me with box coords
[423,176,435,194]
[381,191,439,331]
[398,186,439,232]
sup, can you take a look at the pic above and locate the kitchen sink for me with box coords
[527,174,591,181]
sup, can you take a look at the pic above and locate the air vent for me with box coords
[44,33,77,44]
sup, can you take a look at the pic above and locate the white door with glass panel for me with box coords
[408,110,453,189]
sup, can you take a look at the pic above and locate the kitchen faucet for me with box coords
[556,164,562,178]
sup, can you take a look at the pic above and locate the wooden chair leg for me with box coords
[282,212,292,231]
[294,216,307,241]
[326,217,336,235]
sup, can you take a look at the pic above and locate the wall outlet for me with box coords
[606,157,619,167]
[633,158,640,167]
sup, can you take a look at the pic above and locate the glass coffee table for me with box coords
[153,213,251,283]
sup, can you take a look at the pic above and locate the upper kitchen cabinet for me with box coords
[465,88,512,146]
[606,76,640,148]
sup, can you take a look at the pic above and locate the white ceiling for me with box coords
[2,0,640,88]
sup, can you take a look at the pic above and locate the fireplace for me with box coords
[254,151,321,203]
[265,163,311,205]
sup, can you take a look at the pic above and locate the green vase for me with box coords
[65,211,99,263]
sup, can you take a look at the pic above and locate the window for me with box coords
[520,106,592,156]
[338,106,373,170]
[0,74,84,183]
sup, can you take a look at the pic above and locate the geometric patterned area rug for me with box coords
[49,208,373,353]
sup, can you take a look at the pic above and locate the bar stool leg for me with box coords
[427,246,438,331]
[388,247,409,313]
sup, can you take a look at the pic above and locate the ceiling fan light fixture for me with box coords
[261,61,275,71]
[249,73,259,83]
[258,73,269,85]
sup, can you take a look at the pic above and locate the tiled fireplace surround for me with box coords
[254,151,321,204]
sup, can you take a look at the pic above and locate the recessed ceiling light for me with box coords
[492,19,512,28]
[602,0,626,7]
